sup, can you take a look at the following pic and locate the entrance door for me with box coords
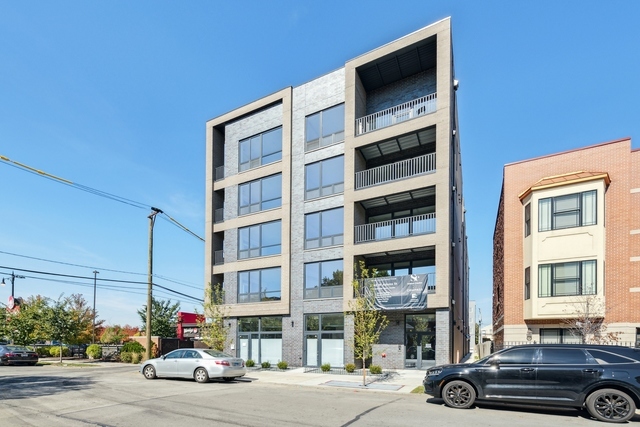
[405,313,436,368]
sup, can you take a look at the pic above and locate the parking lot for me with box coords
[0,364,638,426]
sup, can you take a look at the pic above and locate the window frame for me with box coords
[524,203,531,237]
[305,155,344,200]
[238,173,282,215]
[304,259,343,299]
[239,127,283,172]
[237,267,281,303]
[524,267,530,300]
[304,207,344,249]
[538,260,597,297]
[238,220,282,259]
[305,104,345,151]
[538,190,597,232]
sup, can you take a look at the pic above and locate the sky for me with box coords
[1,1,639,329]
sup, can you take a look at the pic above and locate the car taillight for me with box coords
[6,353,15,357]
[215,360,230,366]
[242,361,245,367]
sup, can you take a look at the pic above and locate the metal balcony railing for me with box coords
[214,208,224,223]
[214,250,224,265]
[355,153,436,189]
[354,213,436,244]
[215,165,224,181]
[355,93,437,136]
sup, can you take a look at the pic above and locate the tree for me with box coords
[64,293,100,344]
[562,296,619,344]
[346,261,389,386]
[5,296,50,345]
[138,297,180,338]
[46,295,83,362]
[197,284,231,351]
[100,325,128,344]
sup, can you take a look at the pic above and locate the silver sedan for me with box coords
[140,348,246,383]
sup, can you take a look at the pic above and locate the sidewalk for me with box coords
[241,368,427,394]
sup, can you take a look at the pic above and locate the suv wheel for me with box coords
[586,388,636,423]
[442,380,476,409]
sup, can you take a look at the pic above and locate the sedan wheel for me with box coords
[586,388,636,423]
[142,365,157,380]
[194,368,209,383]
[442,380,476,409]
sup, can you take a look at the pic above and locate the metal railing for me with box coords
[355,153,436,189]
[354,213,435,244]
[214,208,224,223]
[214,250,224,265]
[355,93,437,136]
[215,165,224,181]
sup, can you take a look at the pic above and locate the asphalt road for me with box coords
[0,364,638,426]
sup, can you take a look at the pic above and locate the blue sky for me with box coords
[1,1,639,328]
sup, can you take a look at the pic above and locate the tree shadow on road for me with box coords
[0,374,93,400]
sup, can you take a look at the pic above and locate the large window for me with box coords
[305,208,344,249]
[238,221,281,259]
[239,174,282,215]
[540,328,581,344]
[238,316,282,364]
[305,104,345,151]
[538,190,596,232]
[538,260,596,297]
[238,267,281,303]
[305,156,344,200]
[304,260,343,299]
[239,127,282,172]
[305,313,344,367]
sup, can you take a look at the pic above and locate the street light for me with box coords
[1,271,25,299]
[92,270,99,344]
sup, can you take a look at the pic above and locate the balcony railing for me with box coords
[354,213,435,244]
[355,93,437,136]
[214,250,224,265]
[355,153,436,189]
[214,208,224,223]
[215,165,225,181]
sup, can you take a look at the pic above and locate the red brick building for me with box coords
[493,138,640,346]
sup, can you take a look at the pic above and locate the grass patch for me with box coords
[410,385,425,394]
[38,362,98,368]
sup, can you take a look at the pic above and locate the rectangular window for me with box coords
[239,127,282,172]
[238,267,281,303]
[524,267,530,300]
[305,104,345,151]
[538,190,596,232]
[239,174,282,215]
[538,260,596,297]
[524,203,531,237]
[304,260,343,299]
[238,221,281,259]
[305,156,344,200]
[305,208,344,249]
[540,328,581,344]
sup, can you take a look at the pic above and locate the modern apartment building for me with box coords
[493,138,640,347]
[205,17,468,368]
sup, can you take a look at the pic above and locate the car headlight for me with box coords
[427,368,443,377]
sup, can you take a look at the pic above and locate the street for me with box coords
[0,364,638,426]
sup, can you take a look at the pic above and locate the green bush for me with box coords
[49,346,70,357]
[35,346,51,357]
[277,361,288,370]
[245,359,255,367]
[321,363,331,372]
[120,352,133,363]
[121,341,145,354]
[131,352,142,364]
[369,365,382,375]
[86,344,102,359]
[261,361,271,369]
[345,363,356,373]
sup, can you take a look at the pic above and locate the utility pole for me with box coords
[1,272,25,299]
[92,270,99,344]
[146,207,162,360]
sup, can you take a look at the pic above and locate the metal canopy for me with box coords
[359,127,436,161]
[359,187,436,210]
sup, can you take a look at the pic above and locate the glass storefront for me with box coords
[238,316,282,364]
[304,313,344,367]
[405,313,436,368]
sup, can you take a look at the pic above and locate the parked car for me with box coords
[424,344,640,423]
[0,345,39,366]
[140,348,246,383]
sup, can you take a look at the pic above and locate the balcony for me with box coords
[355,153,435,189]
[215,165,224,181]
[355,213,435,244]
[214,208,224,223]
[355,93,436,136]
[214,250,224,265]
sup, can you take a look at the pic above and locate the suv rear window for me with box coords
[539,348,588,364]
[587,349,635,364]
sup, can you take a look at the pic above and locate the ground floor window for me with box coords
[304,313,343,367]
[405,313,436,366]
[540,328,581,344]
[636,328,640,348]
[238,316,282,364]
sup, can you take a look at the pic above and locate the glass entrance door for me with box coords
[405,313,435,368]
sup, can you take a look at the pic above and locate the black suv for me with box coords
[424,344,640,423]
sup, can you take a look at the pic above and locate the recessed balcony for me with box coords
[355,152,435,189]
[355,93,436,136]
[355,213,435,244]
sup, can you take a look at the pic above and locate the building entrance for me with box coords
[405,313,435,368]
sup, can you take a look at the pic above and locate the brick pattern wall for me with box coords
[366,68,436,115]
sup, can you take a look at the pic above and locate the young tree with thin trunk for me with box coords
[562,296,619,344]
[197,284,231,352]
[346,261,389,386]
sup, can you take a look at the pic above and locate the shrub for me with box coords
[131,352,142,364]
[35,346,51,357]
[245,359,255,367]
[261,361,271,369]
[121,341,145,354]
[321,363,331,372]
[49,346,70,357]
[120,352,133,363]
[369,365,382,375]
[277,361,288,370]
[86,344,102,359]
[345,363,356,373]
